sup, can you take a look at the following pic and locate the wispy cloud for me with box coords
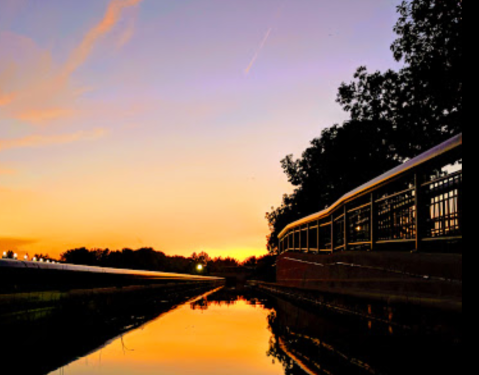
[0,0,144,126]
[17,108,75,124]
[0,32,71,124]
[0,128,107,152]
[117,12,138,49]
[0,166,16,175]
[0,92,16,107]
[60,0,144,81]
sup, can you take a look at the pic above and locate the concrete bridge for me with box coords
[269,134,463,313]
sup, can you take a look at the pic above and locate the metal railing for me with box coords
[278,134,463,253]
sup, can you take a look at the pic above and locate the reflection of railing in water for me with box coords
[264,288,462,375]
[278,134,463,253]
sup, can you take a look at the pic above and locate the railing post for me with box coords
[344,205,348,251]
[458,175,463,238]
[317,219,320,253]
[307,223,310,253]
[298,228,301,251]
[331,215,335,254]
[415,172,424,252]
[370,192,376,251]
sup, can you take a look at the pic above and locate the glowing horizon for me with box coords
[0,0,402,261]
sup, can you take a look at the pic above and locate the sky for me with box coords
[0,0,402,261]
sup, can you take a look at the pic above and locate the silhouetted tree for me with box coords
[267,0,462,252]
[337,0,462,158]
[58,244,279,279]
[61,248,98,266]
[168,255,191,273]
[191,252,212,265]
[243,256,258,268]
[34,253,55,262]
[59,247,253,275]
[267,120,399,252]
[207,256,240,274]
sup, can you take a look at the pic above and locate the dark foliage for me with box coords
[4,250,15,259]
[266,0,462,253]
[266,120,400,252]
[60,247,275,277]
[337,0,462,157]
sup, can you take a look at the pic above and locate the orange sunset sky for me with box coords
[0,0,402,260]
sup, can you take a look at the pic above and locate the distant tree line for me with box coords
[60,247,275,278]
[266,0,462,253]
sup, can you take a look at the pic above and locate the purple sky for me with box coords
[0,0,403,259]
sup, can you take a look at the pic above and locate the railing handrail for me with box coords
[278,134,463,239]
[0,259,223,281]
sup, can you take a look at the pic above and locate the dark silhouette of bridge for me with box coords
[264,134,463,313]
[278,134,463,254]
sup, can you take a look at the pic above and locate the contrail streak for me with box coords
[244,0,287,76]
[245,27,273,76]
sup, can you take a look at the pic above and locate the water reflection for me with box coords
[0,286,224,375]
[187,287,461,375]
[1,286,461,375]
[265,293,462,375]
[190,286,271,310]
[52,286,285,375]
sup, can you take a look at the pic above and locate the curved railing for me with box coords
[278,134,463,253]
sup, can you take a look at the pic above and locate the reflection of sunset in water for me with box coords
[53,296,284,375]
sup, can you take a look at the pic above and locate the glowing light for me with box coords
[197,264,204,271]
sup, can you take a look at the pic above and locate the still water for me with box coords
[44,286,461,375]
[50,289,286,375]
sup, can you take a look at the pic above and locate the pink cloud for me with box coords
[60,0,144,80]
[0,166,16,175]
[0,128,108,152]
[16,108,76,124]
[0,0,144,126]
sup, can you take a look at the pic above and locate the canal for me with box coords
[3,286,461,375]
[50,288,284,375]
